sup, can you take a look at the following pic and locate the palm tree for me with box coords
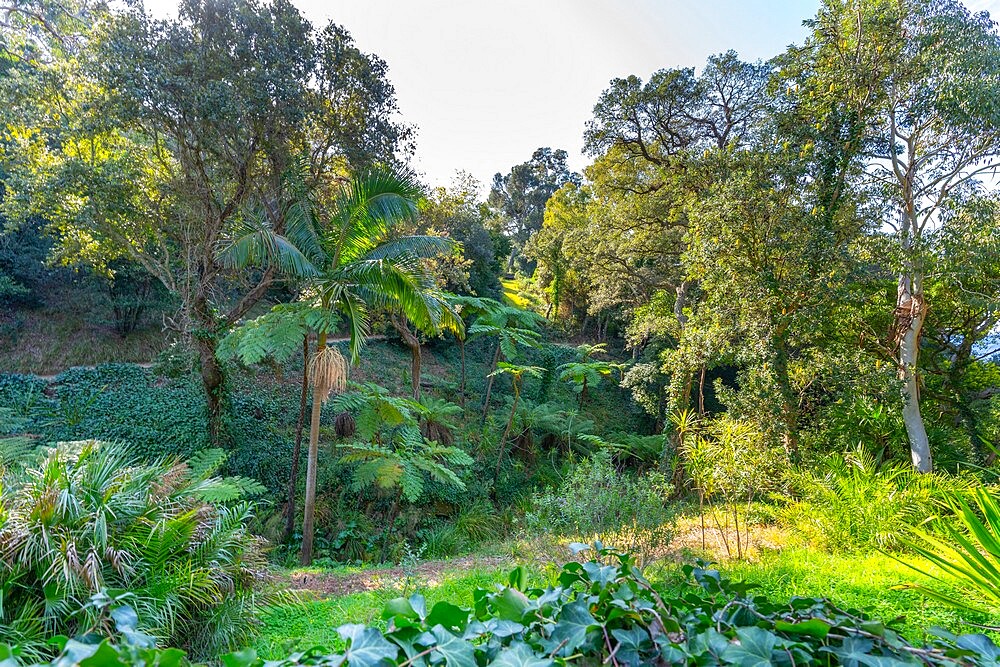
[489,362,544,485]
[220,165,462,565]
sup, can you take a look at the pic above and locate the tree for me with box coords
[0,0,411,437]
[468,304,543,424]
[221,166,458,563]
[525,183,591,322]
[802,0,1000,471]
[557,343,624,407]
[488,147,580,271]
[418,173,503,298]
[489,362,544,485]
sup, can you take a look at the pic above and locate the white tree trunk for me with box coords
[897,277,932,473]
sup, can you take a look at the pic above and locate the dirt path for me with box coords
[285,555,509,597]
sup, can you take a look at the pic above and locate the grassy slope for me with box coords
[0,283,168,375]
[723,548,997,643]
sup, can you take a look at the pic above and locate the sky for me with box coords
[143,0,1000,192]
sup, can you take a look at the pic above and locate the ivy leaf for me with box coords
[430,626,476,667]
[721,627,778,667]
[542,599,598,656]
[828,637,875,667]
[494,588,533,622]
[774,618,830,639]
[426,601,470,633]
[488,642,555,667]
[336,624,397,667]
[611,627,650,667]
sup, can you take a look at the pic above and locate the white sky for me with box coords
[143,0,1000,192]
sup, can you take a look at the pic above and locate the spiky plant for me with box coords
[0,441,273,659]
[905,486,1000,610]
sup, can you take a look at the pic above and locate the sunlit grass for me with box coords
[255,563,535,658]
[722,547,997,642]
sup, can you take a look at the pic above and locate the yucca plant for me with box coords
[905,486,1000,610]
[0,441,273,659]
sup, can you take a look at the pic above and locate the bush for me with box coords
[526,452,675,562]
[0,440,274,659]
[780,444,970,552]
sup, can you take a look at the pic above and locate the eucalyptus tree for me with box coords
[579,51,771,410]
[800,0,1000,471]
[488,147,580,271]
[0,0,410,437]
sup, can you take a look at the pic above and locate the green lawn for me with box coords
[254,563,535,658]
[722,547,997,643]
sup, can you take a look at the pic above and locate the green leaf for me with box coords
[426,601,470,633]
[774,618,830,639]
[494,588,532,623]
[488,642,554,667]
[543,599,598,656]
[221,649,258,667]
[721,627,778,667]
[337,624,397,667]
[430,626,476,667]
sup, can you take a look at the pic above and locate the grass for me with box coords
[722,547,998,643]
[254,562,541,658]
[255,520,999,658]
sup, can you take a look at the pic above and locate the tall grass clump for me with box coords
[0,440,274,658]
[781,444,970,552]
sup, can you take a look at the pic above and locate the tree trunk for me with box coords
[773,342,799,455]
[896,278,932,472]
[284,335,310,543]
[459,338,467,408]
[192,295,225,443]
[300,331,327,566]
[391,316,422,401]
[494,383,521,486]
[481,342,503,425]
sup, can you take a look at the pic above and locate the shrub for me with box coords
[0,440,274,659]
[780,444,969,552]
[526,452,675,562]
[907,485,1000,610]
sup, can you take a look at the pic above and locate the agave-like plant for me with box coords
[906,486,1000,610]
[0,441,273,659]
